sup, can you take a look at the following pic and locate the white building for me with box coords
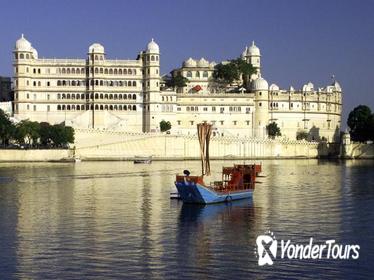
[12,35,342,141]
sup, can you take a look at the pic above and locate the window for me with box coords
[33,105,36,111]
[47,105,50,112]
[233,121,237,125]
[47,81,50,86]
[177,121,181,125]
[187,71,192,78]
[190,121,194,126]
[196,71,200,78]
[212,107,216,112]
[203,71,208,78]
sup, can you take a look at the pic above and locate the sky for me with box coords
[1,0,373,125]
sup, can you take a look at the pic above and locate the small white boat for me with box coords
[133,156,152,164]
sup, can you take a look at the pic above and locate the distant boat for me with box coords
[133,156,152,164]
[174,123,262,204]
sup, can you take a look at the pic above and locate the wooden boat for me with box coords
[133,156,152,164]
[175,164,261,204]
[174,123,262,204]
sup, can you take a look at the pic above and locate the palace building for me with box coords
[12,35,342,141]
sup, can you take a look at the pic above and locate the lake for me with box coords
[0,160,373,279]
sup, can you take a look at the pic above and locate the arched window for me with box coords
[57,80,61,86]
[72,105,76,110]
[38,81,41,86]
[67,68,70,74]
[109,69,113,75]
[76,105,80,110]
[114,94,118,99]
[72,68,75,74]
[119,94,123,100]
[100,68,103,74]
[105,69,108,74]
[95,68,98,74]
[151,55,155,61]
[67,94,71,99]
[156,56,159,61]
[104,105,108,110]
[119,69,122,75]
[114,69,117,75]
[128,105,132,111]
[95,105,99,110]
[100,94,103,99]
[132,105,136,111]
[124,105,128,111]
[114,105,118,110]
[124,69,127,75]
[72,94,76,100]
[109,105,113,110]
[62,68,66,74]
[57,93,61,99]
[132,81,136,87]
[105,94,108,99]
[124,95,127,99]
[81,94,85,99]
[119,105,122,110]
[67,105,71,111]
[72,81,76,86]
[81,68,85,74]
[95,80,99,86]
[95,93,98,99]
[76,68,80,74]
[124,81,127,86]
[132,94,136,100]
[187,71,192,78]
[20,53,24,59]
[128,69,132,75]
[95,55,98,60]
[109,95,113,100]
[196,71,200,78]
[62,105,66,110]
[127,94,131,99]
[100,80,103,86]
[76,94,80,99]
[100,105,103,110]
[203,71,208,78]
[133,69,136,75]
[57,105,61,110]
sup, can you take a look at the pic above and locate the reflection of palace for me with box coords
[13,35,341,141]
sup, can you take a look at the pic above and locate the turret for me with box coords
[142,38,161,132]
[252,76,269,138]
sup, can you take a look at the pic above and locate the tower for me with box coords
[13,34,37,116]
[242,41,261,82]
[87,43,106,128]
[252,76,269,138]
[142,39,161,132]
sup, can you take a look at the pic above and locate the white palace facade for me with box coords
[12,35,342,142]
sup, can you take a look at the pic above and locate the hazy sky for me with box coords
[1,0,373,124]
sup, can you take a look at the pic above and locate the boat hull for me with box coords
[175,181,253,204]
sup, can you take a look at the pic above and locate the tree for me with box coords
[347,105,373,142]
[160,120,171,132]
[296,130,309,140]
[50,124,74,147]
[39,122,52,147]
[165,74,189,88]
[14,120,40,146]
[212,58,256,87]
[0,109,15,146]
[266,122,281,139]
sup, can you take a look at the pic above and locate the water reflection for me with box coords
[0,160,372,279]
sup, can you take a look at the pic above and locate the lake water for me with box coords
[0,160,373,279]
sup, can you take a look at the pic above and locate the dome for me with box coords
[289,86,295,92]
[197,57,209,67]
[31,47,38,59]
[302,81,314,92]
[251,76,268,91]
[248,41,260,56]
[89,43,105,54]
[15,34,32,51]
[269,83,279,91]
[183,57,197,67]
[147,38,159,53]
[332,80,341,91]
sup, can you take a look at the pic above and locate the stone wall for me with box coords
[341,142,374,159]
[0,149,73,162]
[75,129,321,160]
